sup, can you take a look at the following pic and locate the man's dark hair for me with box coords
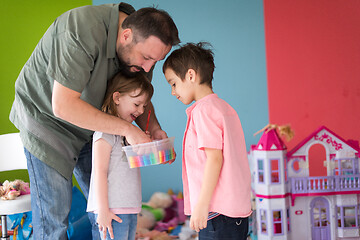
[122,7,180,46]
[163,42,215,88]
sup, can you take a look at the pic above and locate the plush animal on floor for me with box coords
[136,190,186,240]
[0,179,30,200]
[136,192,173,236]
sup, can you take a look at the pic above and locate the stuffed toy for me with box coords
[137,206,157,233]
[136,190,186,240]
[0,179,30,200]
[136,209,175,240]
[137,192,173,234]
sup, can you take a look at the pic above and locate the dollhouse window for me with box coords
[260,209,267,234]
[284,157,288,181]
[334,158,357,175]
[337,207,341,227]
[271,159,280,183]
[272,210,283,235]
[313,207,328,228]
[334,160,340,176]
[341,159,355,175]
[258,159,264,183]
[344,207,357,227]
[337,206,358,228]
[287,208,290,232]
[292,158,301,173]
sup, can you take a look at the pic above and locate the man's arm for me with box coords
[52,81,150,145]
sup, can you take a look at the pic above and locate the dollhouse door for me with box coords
[311,197,331,240]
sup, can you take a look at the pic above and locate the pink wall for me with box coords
[264,0,360,151]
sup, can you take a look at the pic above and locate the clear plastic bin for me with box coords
[122,137,175,168]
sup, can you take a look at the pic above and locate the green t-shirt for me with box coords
[10,3,149,180]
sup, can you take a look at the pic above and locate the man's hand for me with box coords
[125,124,152,145]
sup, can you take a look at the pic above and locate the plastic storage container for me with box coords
[122,137,175,168]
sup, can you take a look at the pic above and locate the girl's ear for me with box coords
[186,69,197,83]
[113,92,121,105]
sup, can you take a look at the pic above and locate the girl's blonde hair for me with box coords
[102,72,154,117]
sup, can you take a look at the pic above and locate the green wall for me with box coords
[0,0,91,183]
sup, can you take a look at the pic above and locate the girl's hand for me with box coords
[190,204,208,232]
[97,210,122,239]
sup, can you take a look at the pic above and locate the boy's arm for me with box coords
[94,138,122,239]
[190,148,223,232]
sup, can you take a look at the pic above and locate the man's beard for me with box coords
[116,44,144,78]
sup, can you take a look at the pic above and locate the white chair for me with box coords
[0,133,31,240]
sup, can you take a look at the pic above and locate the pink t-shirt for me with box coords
[182,94,252,218]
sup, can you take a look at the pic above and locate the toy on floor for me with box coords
[0,180,30,200]
[177,219,198,240]
[136,229,177,240]
[136,190,187,240]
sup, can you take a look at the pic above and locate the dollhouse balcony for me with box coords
[290,174,360,194]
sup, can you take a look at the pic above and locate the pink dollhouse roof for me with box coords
[254,128,287,151]
[287,126,359,158]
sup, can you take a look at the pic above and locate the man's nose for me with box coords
[142,61,155,72]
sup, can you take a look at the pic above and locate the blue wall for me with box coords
[94,0,268,201]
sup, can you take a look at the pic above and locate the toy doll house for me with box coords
[248,126,360,240]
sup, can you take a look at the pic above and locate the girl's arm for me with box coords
[94,138,122,239]
[190,148,223,232]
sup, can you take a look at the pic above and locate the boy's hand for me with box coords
[190,204,208,232]
[97,210,122,239]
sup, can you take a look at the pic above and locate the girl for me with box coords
[87,72,154,240]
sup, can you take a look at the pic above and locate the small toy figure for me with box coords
[0,179,30,200]
[136,190,187,239]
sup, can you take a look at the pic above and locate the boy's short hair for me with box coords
[162,42,215,88]
[122,7,180,46]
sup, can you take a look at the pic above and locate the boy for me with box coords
[163,42,252,239]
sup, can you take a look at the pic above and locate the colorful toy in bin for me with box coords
[123,137,175,168]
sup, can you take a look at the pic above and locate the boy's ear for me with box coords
[113,92,121,104]
[186,69,197,83]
